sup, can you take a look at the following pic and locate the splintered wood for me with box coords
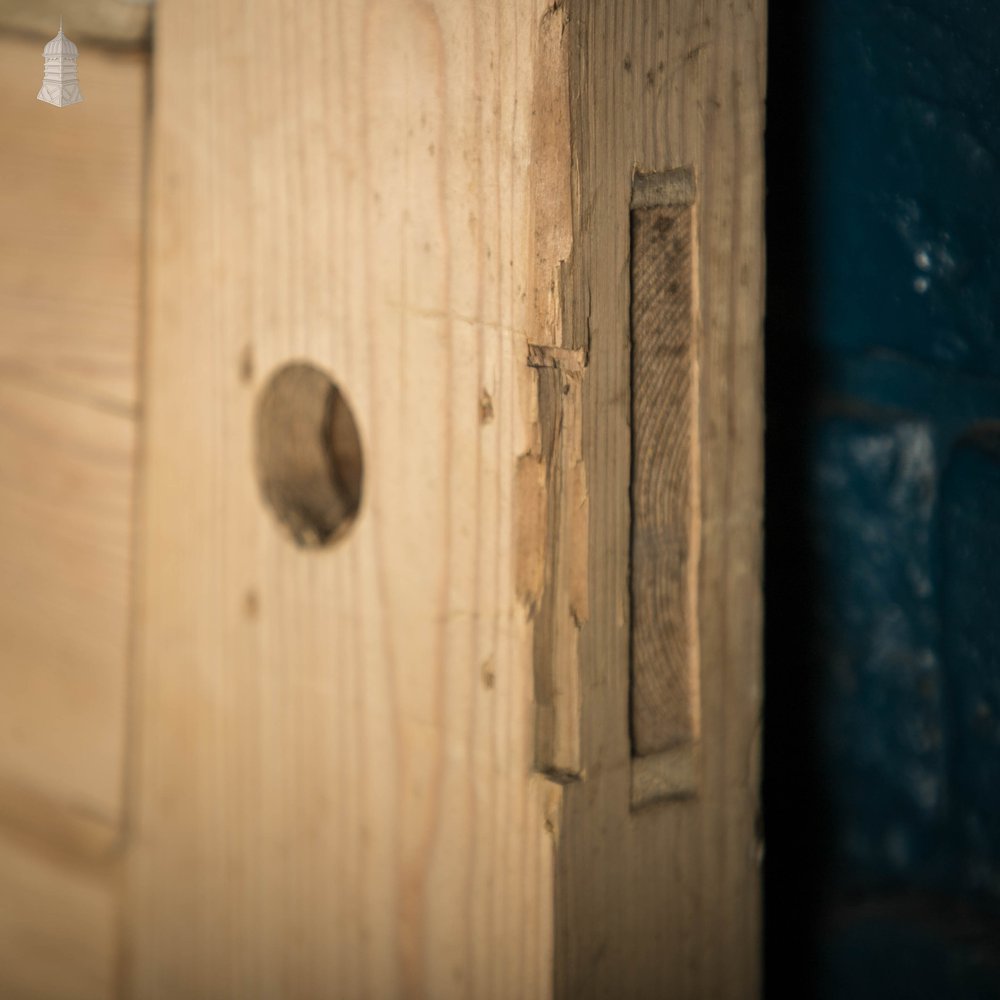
[116,1,762,997]
[629,170,700,797]
[553,2,764,997]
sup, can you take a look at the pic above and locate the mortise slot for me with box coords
[629,167,700,806]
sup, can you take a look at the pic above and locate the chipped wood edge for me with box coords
[522,1,589,782]
[630,745,700,807]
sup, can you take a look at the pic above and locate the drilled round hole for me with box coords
[255,361,363,548]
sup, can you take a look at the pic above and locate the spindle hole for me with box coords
[255,361,363,548]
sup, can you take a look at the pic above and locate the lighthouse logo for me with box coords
[38,19,83,108]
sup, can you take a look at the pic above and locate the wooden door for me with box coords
[0,2,764,996]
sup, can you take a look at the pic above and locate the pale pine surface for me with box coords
[0,30,147,1000]
[128,2,557,997]
[0,36,146,410]
[0,832,116,1000]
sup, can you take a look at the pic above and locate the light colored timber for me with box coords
[0,378,135,824]
[127,1,558,996]
[126,0,764,996]
[552,2,765,997]
[0,34,147,411]
[0,31,146,999]
[0,376,131,998]
[0,1,150,46]
[0,771,121,871]
[0,828,116,1000]
[529,358,587,779]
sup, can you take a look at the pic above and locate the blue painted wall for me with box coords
[766,2,1000,996]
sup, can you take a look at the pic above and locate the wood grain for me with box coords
[0,34,146,996]
[553,1,765,997]
[0,829,116,1000]
[121,0,763,994]
[0,1,151,46]
[0,378,135,824]
[529,354,587,779]
[127,1,558,996]
[0,34,147,411]
[629,184,700,766]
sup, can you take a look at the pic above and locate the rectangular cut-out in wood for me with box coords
[629,167,701,804]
